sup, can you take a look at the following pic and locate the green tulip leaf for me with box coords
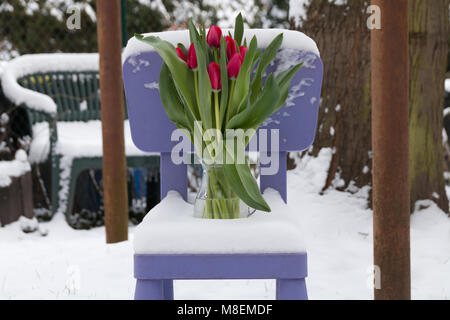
[159,63,191,130]
[218,37,229,128]
[230,36,257,117]
[226,75,281,131]
[223,143,271,212]
[234,13,244,47]
[177,43,187,57]
[275,62,304,110]
[250,33,283,104]
[135,33,199,120]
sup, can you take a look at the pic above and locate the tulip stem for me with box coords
[214,49,219,63]
[214,91,220,131]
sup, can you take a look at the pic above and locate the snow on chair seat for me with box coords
[0,53,160,219]
[134,189,306,255]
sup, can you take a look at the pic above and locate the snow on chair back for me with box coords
[123,29,323,201]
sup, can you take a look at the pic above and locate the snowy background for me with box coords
[1,149,449,300]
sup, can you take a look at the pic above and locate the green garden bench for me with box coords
[1,53,159,219]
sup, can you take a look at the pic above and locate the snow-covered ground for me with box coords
[0,149,449,300]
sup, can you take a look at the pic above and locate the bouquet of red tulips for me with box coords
[136,14,303,219]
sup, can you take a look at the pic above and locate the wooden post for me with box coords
[97,0,128,243]
[371,0,410,299]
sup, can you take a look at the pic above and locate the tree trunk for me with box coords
[290,0,372,192]
[408,0,449,213]
[290,0,449,213]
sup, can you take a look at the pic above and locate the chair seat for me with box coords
[133,189,306,255]
[29,120,154,163]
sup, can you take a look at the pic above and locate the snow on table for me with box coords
[134,189,306,254]
[29,120,153,164]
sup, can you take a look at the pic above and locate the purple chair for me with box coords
[122,29,323,300]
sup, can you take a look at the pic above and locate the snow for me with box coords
[29,120,153,164]
[55,120,151,159]
[289,0,347,27]
[1,53,99,114]
[29,122,51,164]
[205,0,261,28]
[134,189,306,254]
[0,61,7,77]
[19,216,41,234]
[79,100,88,111]
[0,148,449,299]
[0,150,31,188]
[123,29,320,63]
[289,0,311,27]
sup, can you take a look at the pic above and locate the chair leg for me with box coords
[162,280,174,300]
[66,165,83,219]
[276,279,308,300]
[135,279,164,300]
[50,156,60,216]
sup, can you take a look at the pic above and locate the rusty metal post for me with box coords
[97,0,128,243]
[371,0,410,299]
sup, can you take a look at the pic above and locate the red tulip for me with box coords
[207,26,222,48]
[207,62,221,91]
[227,53,242,79]
[239,46,248,62]
[176,47,187,62]
[225,36,237,59]
[187,43,198,70]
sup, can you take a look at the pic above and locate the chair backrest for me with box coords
[123,29,323,202]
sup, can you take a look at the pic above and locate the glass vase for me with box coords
[193,163,251,219]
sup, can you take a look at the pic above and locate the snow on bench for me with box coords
[29,120,152,164]
[1,53,99,114]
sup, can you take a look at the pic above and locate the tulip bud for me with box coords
[187,43,198,70]
[176,47,187,62]
[207,26,222,48]
[225,36,237,59]
[239,46,248,62]
[207,62,221,91]
[227,53,242,79]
